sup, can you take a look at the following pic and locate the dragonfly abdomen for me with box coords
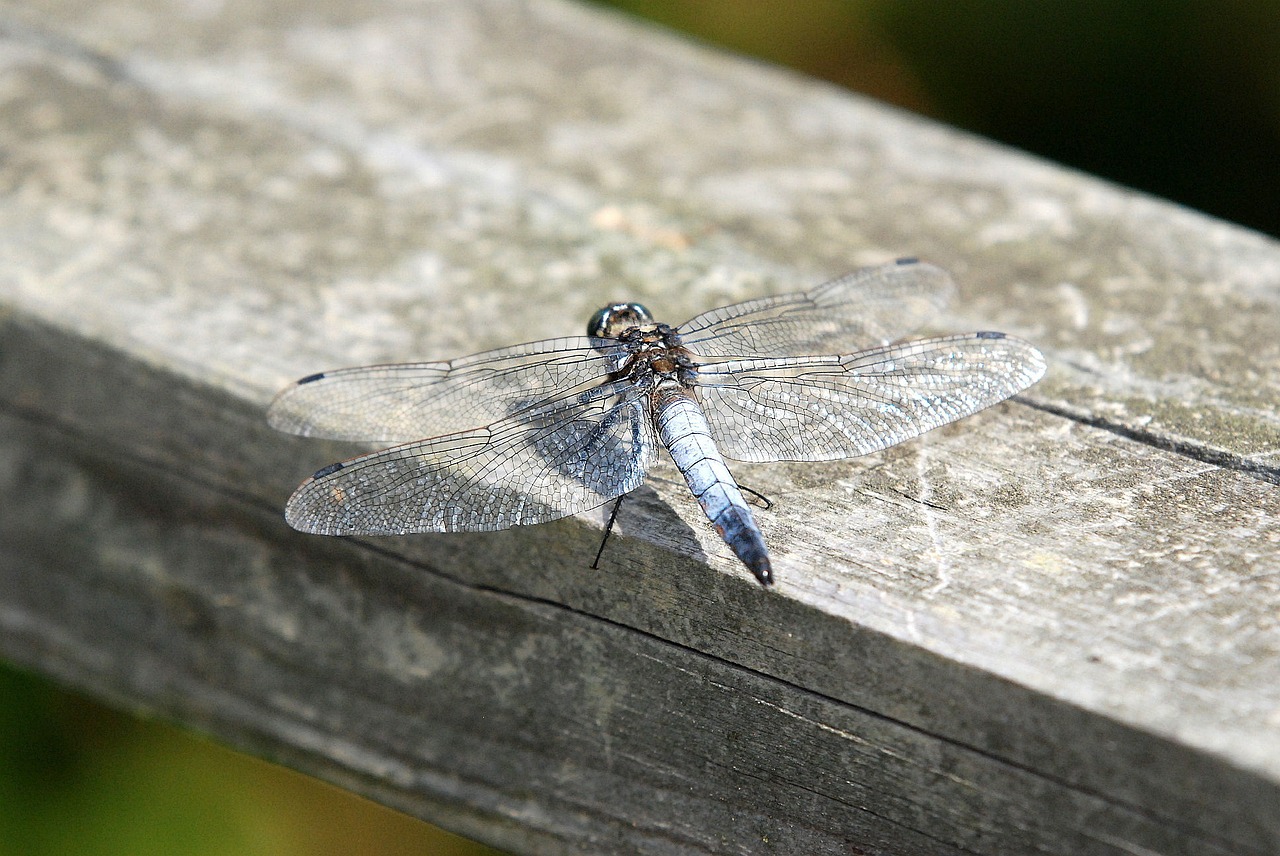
[653,387,773,585]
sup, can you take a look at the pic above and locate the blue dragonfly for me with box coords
[269,258,1045,586]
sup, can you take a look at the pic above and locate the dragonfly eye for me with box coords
[587,302,654,338]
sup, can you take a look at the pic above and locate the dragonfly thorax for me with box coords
[588,302,654,339]
[615,323,696,389]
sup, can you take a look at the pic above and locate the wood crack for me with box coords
[1015,395,1280,485]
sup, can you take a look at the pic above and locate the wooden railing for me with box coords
[2,0,1279,853]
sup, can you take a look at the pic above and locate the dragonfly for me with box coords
[269,258,1046,587]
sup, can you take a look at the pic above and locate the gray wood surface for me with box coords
[2,0,1279,853]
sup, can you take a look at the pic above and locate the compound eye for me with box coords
[586,305,613,338]
[587,302,653,338]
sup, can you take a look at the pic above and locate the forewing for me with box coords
[678,259,955,359]
[693,332,1046,462]
[284,380,658,534]
[268,336,628,442]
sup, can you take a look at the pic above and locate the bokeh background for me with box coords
[0,663,504,856]
[597,0,1280,238]
[4,1,1277,855]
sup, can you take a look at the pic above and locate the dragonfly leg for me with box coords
[591,494,627,569]
[737,483,774,511]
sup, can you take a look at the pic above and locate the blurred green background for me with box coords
[0,662,504,856]
[597,0,1280,238]
[4,2,1277,855]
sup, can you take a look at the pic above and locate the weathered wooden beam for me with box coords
[2,0,1279,853]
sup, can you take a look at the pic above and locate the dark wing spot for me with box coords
[895,256,919,265]
[298,372,327,385]
[312,461,346,479]
[975,330,1006,340]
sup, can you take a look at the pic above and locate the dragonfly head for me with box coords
[587,302,654,339]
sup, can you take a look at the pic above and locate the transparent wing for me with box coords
[678,258,954,359]
[268,336,628,442]
[693,332,1046,462]
[283,380,659,534]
